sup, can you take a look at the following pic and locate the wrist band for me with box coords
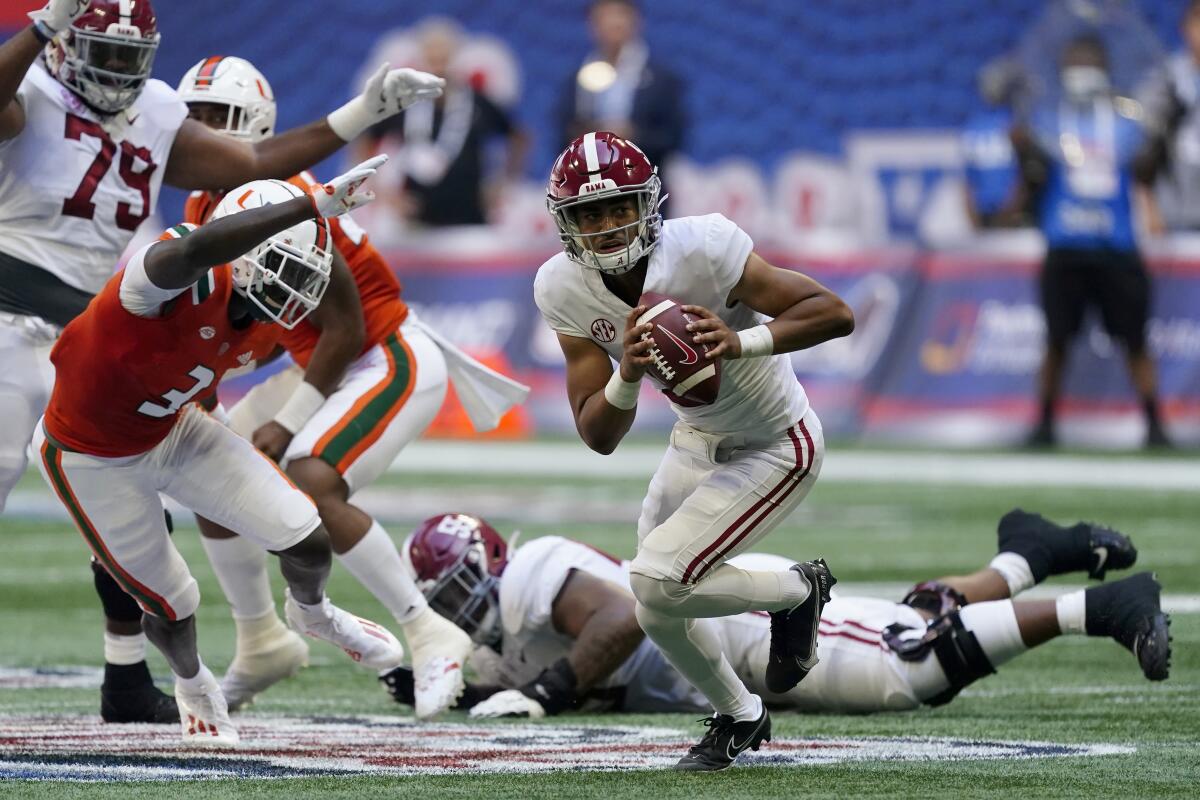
[603,372,640,410]
[273,381,326,434]
[326,96,371,142]
[737,324,774,358]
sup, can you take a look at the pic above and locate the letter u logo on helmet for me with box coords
[209,180,334,330]
[47,0,161,115]
[546,131,663,275]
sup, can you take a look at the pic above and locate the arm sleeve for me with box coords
[703,214,754,300]
[118,243,188,317]
[533,268,590,339]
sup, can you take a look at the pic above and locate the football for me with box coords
[636,291,722,406]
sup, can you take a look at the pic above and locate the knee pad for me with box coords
[629,572,692,616]
[885,611,996,707]
[92,558,144,623]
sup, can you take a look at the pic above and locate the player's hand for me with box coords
[312,155,387,218]
[682,304,740,360]
[379,666,416,707]
[28,0,87,34]
[373,64,445,112]
[251,421,293,462]
[468,689,547,720]
[619,305,654,382]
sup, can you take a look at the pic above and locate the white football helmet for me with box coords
[177,56,276,142]
[210,180,332,330]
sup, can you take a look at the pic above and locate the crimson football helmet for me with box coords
[546,130,662,275]
[45,0,161,114]
[402,513,510,647]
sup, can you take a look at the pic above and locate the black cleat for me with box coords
[765,559,836,694]
[997,509,1136,583]
[100,661,179,724]
[1085,572,1172,681]
[674,706,771,772]
[1025,422,1056,448]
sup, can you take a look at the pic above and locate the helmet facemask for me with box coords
[58,24,160,114]
[549,174,662,275]
[418,543,502,648]
[231,224,332,330]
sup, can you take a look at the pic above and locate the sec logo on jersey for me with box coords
[590,318,617,343]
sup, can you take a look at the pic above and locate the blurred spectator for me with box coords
[962,58,1030,229]
[556,0,685,172]
[361,18,529,227]
[1142,0,1200,232]
[1013,36,1169,448]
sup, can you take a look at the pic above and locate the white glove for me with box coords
[468,689,547,720]
[310,154,387,218]
[28,0,88,36]
[326,63,446,142]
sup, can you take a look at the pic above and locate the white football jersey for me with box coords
[470,539,927,714]
[534,214,808,436]
[0,62,186,293]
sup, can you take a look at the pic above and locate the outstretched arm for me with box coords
[165,65,443,190]
[0,0,88,141]
[552,570,645,691]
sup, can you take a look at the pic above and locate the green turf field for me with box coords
[0,447,1196,798]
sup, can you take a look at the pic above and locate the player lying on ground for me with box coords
[35,158,406,747]
[0,0,444,725]
[83,54,476,721]
[385,510,1170,725]
[534,131,854,770]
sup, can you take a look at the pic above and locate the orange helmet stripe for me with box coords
[193,56,225,90]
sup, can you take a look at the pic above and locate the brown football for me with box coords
[637,291,721,407]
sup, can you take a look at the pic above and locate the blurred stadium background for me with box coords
[7,0,1198,450]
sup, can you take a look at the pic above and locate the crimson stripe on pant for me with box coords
[681,420,814,584]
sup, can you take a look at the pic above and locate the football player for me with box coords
[170,55,475,719]
[35,158,405,746]
[532,131,855,769]
[384,510,1170,723]
[0,0,443,723]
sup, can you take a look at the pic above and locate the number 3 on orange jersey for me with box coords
[137,365,215,418]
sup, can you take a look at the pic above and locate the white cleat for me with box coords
[284,589,405,670]
[406,609,472,720]
[221,623,310,711]
[176,682,239,748]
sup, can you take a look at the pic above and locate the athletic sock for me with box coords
[336,521,428,625]
[234,609,294,655]
[988,552,1035,596]
[200,534,274,620]
[104,632,147,666]
[957,600,1028,667]
[175,662,218,692]
[1055,589,1087,635]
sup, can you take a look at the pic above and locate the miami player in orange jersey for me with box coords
[167,56,475,720]
[35,158,408,747]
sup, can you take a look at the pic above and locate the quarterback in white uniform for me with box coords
[387,511,1170,719]
[0,0,445,724]
[532,131,854,770]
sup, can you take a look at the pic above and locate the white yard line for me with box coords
[387,441,1199,491]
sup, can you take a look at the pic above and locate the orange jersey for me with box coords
[184,172,407,368]
[44,231,280,457]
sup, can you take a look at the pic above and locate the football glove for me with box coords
[326,63,445,141]
[379,665,493,711]
[310,155,387,218]
[469,658,578,718]
[28,0,88,38]
[469,689,546,719]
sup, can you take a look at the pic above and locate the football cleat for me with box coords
[175,681,239,748]
[674,705,771,772]
[765,559,836,694]
[404,608,471,720]
[220,622,310,711]
[284,589,405,671]
[1085,572,1171,681]
[100,661,179,724]
[997,509,1137,582]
